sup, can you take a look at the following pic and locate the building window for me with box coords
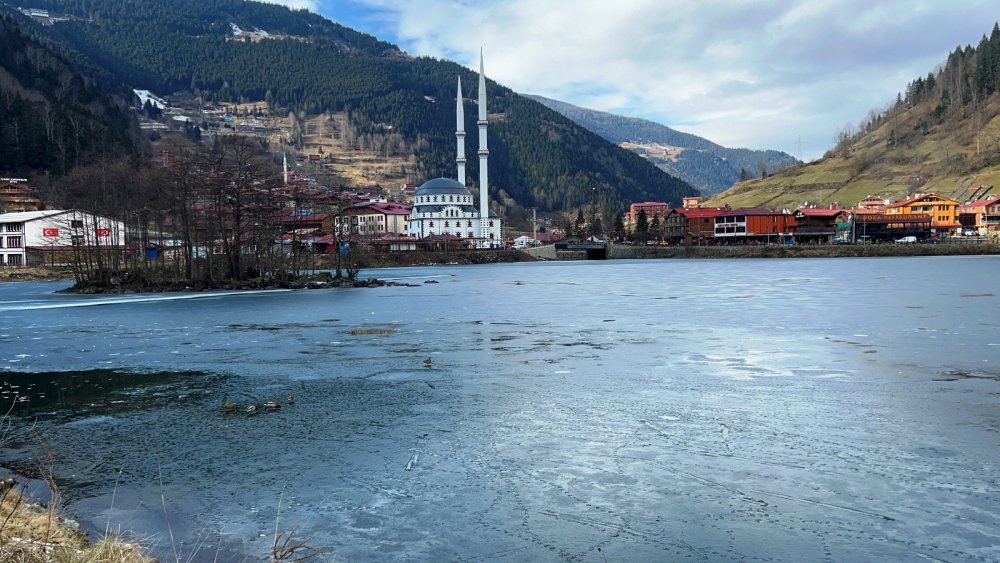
[7,254,22,266]
[429,221,434,227]
[489,221,494,227]
[444,221,450,228]
[467,221,473,227]
[6,236,22,248]
[71,219,83,229]
[71,235,84,246]
[4,223,22,232]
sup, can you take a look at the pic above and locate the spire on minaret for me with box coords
[283,151,288,185]
[477,48,490,244]
[456,76,467,186]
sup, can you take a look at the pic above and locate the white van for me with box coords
[895,236,918,244]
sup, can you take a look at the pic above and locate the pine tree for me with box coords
[634,209,649,243]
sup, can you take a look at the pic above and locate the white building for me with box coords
[0,210,125,267]
[335,202,412,236]
[408,51,503,247]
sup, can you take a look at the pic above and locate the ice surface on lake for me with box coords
[1,257,999,561]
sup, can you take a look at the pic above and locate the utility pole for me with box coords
[532,208,537,241]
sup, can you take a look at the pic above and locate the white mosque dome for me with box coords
[414,177,472,197]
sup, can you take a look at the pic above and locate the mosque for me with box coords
[407,53,503,247]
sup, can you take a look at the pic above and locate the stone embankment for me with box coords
[606,242,1000,259]
[524,242,1000,260]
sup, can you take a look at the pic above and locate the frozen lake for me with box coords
[2,256,999,561]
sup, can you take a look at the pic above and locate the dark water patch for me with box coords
[557,341,612,351]
[933,369,1000,382]
[490,335,519,342]
[961,293,994,298]
[225,319,347,332]
[227,324,283,331]
[350,327,396,336]
[0,369,219,420]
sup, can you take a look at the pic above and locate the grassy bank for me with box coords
[0,482,151,563]
[0,268,73,282]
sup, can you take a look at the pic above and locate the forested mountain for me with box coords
[526,95,798,195]
[0,12,136,178]
[4,0,696,215]
[710,23,1000,209]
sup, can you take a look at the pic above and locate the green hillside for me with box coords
[710,23,1000,209]
[12,0,696,216]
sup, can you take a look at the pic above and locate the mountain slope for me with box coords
[0,10,137,178]
[708,23,1000,209]
[526,94,798,195]
[20,0,697,215]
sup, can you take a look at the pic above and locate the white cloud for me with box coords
[329,0,999,161]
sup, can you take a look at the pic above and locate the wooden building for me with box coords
[885,193,960,233]
[0,180,42,212]
[713,208,797,244]
[794,207,850,243]
[679,207,728,245]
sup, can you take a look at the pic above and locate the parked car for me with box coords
[895,236,918,244]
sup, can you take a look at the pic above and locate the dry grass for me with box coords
[0,267,72,282]
[60,534,154,563]
[1,404,153,563]
[1,486,153,563]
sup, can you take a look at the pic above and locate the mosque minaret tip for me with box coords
[477,49,489,242]
[456,77,467,187]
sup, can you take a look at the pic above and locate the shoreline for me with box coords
[2,244,997,287]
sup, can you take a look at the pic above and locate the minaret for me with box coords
[283,152,288,185]
[456,77,467,186]
[477,49,489,243]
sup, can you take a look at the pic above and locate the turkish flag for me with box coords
[96,228,111,237]
[42,227,59,237]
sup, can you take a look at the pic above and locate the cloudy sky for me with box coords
[268,0,998,161]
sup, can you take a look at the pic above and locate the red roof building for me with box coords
[678,206,728,244]
[958,194,1000,234]
[713,208,798,243]
[625,202,670,225]
[335,202,412,236]
[885,193,960,232]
